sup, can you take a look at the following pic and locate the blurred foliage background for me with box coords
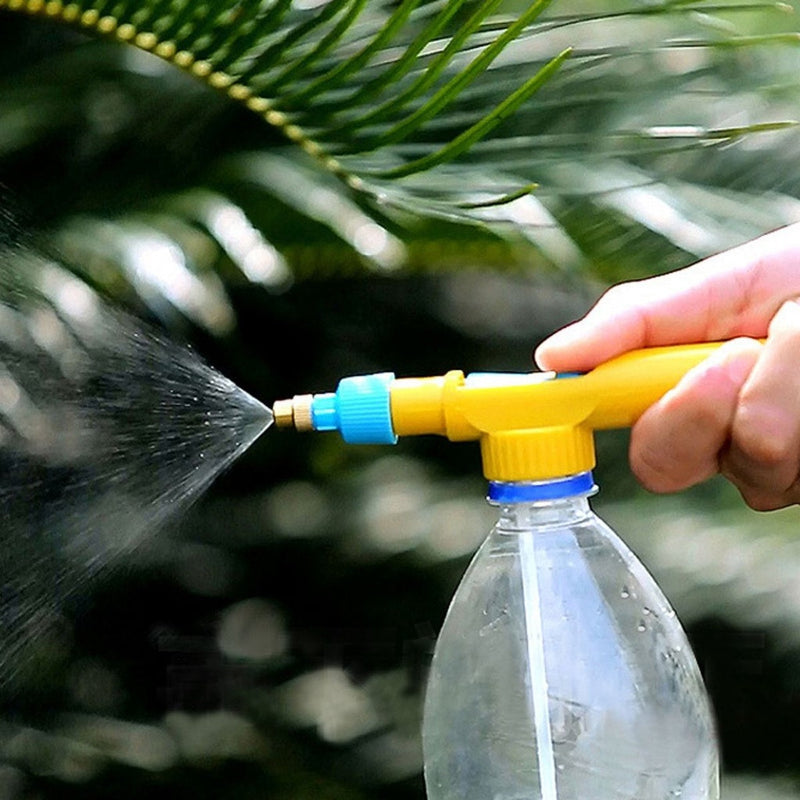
[2,0,800,798]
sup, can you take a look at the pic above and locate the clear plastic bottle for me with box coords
[423,472,719,800]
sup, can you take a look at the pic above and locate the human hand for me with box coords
[534,223,800,510]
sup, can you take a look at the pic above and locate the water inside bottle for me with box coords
[423,499,719,800]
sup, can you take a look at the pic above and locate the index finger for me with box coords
[535,223,800,373]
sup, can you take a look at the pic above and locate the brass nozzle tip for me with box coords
[271,395,315,432]
[291,394,314,432]
[272,399,295,429]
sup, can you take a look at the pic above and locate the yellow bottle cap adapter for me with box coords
[273,341,730,482]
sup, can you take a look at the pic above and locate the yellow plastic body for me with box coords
[390,342,727,481]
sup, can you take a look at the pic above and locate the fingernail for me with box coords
[534,325,581,369]
[543,323,584,350]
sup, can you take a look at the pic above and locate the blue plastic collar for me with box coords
[311,372,397,445]
[488,471,596,503]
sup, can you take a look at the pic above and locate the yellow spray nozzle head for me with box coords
[274,341,733,482]
[389,370,597,480]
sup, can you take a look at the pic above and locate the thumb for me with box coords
[535,223,800,373]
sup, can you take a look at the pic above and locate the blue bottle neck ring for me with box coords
[487,471,597,504]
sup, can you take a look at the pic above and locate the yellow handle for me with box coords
[392,342,725,437]
[583,341,726,429]
[390,340,735,481]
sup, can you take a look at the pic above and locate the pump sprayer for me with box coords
[273,342,725,800]
[273,341,723,480]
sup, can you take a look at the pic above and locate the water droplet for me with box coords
[637,621,647,632]
[620,586,630,599]
[642,606,651,616]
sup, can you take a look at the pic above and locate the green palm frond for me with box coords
[2,0,800,330]
[1,0,797,219]
[0,0,569,206]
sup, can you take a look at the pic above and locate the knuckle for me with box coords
[595,282,638,312]
[737,431,792,468]
[666,387,721,427]
[659,374,731,433]
[732,406,794,468]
